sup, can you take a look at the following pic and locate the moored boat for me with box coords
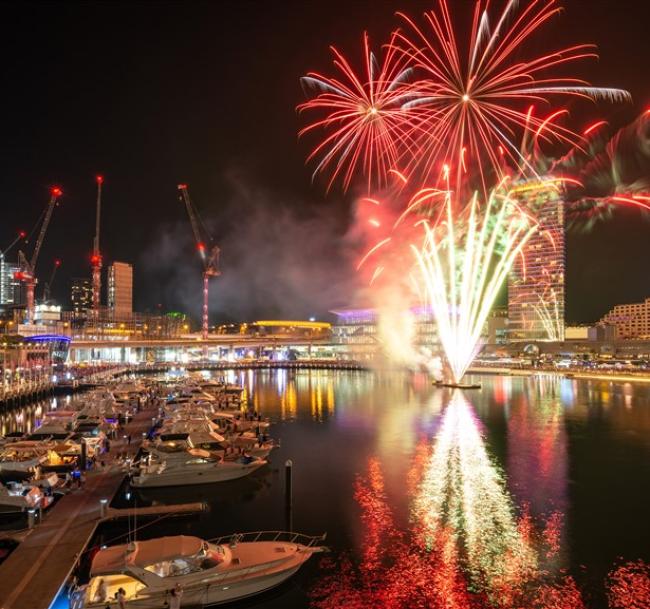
[131,452,266,488]
[72,532,326,608]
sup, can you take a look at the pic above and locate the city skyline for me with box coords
[0,0,649,324]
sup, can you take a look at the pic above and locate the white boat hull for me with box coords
[83,566,301,608]
[131,460,266,488]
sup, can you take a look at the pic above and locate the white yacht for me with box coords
[211,413,270,434]
[26,424,72,442]
[0,442,48,477]
[147,432,274,463]
[73,532,326,609]
[131,451,266,488]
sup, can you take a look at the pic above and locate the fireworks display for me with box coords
[298,33,416,192]
[299,0,629,192]
[391,0,629,189]
[298,0,641,370]
[412,186,537,382]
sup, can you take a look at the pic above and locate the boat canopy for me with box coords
[186,448,212,459]
[189,431,225,444]
[91,536,204,575]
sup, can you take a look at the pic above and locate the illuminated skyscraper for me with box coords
[0,255,23,306]
[508,184,565,342]
[107,261,133,315]
[70,277,93,314]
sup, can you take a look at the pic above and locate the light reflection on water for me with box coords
[3,371,650,608]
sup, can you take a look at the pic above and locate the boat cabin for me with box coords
[87,536,225,602]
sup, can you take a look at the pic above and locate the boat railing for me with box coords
[207,530,326,548]
[69,587,85,609]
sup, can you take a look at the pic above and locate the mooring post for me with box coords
[80,438,87,471]
[27,509,36,529]
[285,459,293,532]
[99,498,108,519]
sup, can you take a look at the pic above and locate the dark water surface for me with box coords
[8,370,650,608]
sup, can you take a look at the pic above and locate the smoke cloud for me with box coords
[139,175,361,324]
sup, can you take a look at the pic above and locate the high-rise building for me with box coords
[107,262,133,315]
[597,297,650,339]
[508,183,565,342]
[70,277,93,314]
[0,255,23,306]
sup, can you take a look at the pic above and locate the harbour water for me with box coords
[6,369,650,608]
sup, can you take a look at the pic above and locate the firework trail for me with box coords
[391,0,630,190]
[561,111,650,229]
[298,32,417,192]
[411,186,537,383]
[299,0,629,195]
[298,0,638,369]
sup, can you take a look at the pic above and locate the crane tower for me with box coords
[16,187,62,324]
[177,184,220,348]
[91,175,103,312]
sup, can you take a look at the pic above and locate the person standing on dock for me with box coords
[116,587,127,609]
[71,466,82,489]
[94,578,107,603]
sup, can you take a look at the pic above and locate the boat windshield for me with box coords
[184,457,215,465]
[144,549,223,577]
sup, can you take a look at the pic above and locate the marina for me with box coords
[0,368,645,608]
[1,0,649,605]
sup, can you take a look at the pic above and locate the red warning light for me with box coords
[14,272,24,280]
[19,230,26,238]
[91,254,101,264]
[55,259,61,266]
[51,187,63,197]
[178,184,188,190]
[96,175,104,184]
[197,242,206,252]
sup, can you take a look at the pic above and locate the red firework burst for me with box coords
[298,32,418,192]
[390,0,629,190]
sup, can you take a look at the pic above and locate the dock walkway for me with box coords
[0,404,156,609]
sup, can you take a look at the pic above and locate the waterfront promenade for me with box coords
[468,365,650,384]
[0,403,155,609]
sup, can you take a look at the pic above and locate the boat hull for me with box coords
[131,461,265,488]
[82,565,302,608]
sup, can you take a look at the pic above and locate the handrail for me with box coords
[206,530,326,548]
[69,531,328,606]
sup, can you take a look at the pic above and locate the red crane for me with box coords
[91,175,103,312]
[177,184,220,347]
[16,187,62,324]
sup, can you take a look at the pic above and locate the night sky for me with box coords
[1,0,649,325]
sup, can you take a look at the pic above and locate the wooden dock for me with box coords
[0,404,160,609]
[103,501,207,520]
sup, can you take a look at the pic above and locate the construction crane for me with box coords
[1,230,27,257]
[177,184,220,347]
[42,259,61,303]
[91,175,103,312]
[16,187,62,324]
